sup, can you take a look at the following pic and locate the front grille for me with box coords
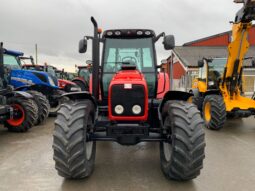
[111,84,145,116]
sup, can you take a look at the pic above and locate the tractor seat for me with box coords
[121,60,137,70]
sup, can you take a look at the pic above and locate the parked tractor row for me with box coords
[0,43,38,132]
[0,42,83,132]
[1,0,253,183]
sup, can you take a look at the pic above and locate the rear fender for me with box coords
[204,90,221,97]
[62,91,97,108]
[72,77,85,83]
[190,88,200,97]
[72,79,87,87]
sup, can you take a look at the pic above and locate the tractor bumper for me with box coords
[91,122,167,145]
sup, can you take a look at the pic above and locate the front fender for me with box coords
[62,91,97,108]
[190,88,200,97]
[14,85,31,91]
[159,90,193,113]
[6,91,33,99]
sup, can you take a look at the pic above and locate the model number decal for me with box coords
[11,77,34,85]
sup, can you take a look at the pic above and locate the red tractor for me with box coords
[72,64,92,91]
[52,17,205,181]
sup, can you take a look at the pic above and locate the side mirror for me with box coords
[198,60,204,67]
[79,38,87,53]
[163,35,175,50]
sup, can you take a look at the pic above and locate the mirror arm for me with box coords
[85,36,93,40]
[154,32,165,42]
[85,36,103,43]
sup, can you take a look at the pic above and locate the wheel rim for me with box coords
[7,104,25,126]
[49,101,61,113]
[49,96,67,113]
[187,96,193,103]
[86,142,93,160]
[204,102,211,122]
[85,115,93,160]
[163,142,172,162]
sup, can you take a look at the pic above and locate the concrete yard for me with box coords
[0,117,255,191]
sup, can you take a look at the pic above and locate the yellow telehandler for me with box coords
[191,0,255,130]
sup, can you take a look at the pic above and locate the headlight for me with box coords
[208,81,214,86]
[132,105,142,115]
[114,105,124,115]
[48,76,56,86]
[70,86,81,92]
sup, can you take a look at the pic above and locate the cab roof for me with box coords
[102,29,156,39]
[4,49,24,57]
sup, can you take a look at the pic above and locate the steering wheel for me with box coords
[122,56,137,64]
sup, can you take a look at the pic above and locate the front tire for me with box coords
[203,95,226,130]
[160,101,205,181]
[53,100,96,179]
[5,96,38,132]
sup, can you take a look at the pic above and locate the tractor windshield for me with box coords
[3,55,21,70]
[47,66,56,77]
[208,58,226,81]
[102,38,156,97]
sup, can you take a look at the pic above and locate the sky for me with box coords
[0,0,241,72]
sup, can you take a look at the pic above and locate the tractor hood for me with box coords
[111,70,145,83]
[10,69,58,89]
[108,69,148,121]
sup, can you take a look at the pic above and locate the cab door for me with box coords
[196,61,208,93]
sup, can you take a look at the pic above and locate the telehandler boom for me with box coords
[192,0,255,130]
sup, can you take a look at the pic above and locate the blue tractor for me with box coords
[3,49,60,118]
[0,43,38,132]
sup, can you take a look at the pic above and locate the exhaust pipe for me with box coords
[91,17,100,100]
[0,42,5,87]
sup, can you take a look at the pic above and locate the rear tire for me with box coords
[160,101,205,181]
[203,95,226,130]
[5,96,38,132]
[53,100,96,179]
[27,90,50,125]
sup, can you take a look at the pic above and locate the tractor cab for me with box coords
[101,30,158,99]
[196,58,227,90]
[3,50,23,70]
